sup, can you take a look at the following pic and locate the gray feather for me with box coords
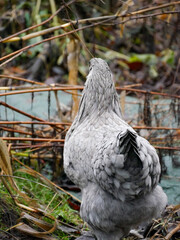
[64,58,167,240]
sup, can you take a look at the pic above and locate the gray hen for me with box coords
[64,58,167,240]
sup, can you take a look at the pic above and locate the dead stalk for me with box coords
[0,0,77,43]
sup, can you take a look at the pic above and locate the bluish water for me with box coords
[160,156,180,204]
[0,89,70,121]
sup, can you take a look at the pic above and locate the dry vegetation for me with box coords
[0,0,180,239]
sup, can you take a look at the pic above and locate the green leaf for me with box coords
[104,50,129,61]
[161,49,175,66]
[149,65,158,78]
[129,53,158,65]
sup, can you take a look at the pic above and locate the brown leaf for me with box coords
[0,140,37,205]
[19,212,57,232]
[0,139,13,176]
[15,222,57,240]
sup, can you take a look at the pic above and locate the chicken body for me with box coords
[64,58,167,240]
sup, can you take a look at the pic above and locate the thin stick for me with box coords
[2,10,179,43]
[153,146,180,150]
[48,201,62,214]
[53,90,63,120]
[2,137,64,142]
[116,87,180,99]
[0,121,70,125]
[0,51,23,67]
[0,85,180,99]
[116,1,180,17]
[0,19,113,63]
[114,10,180,25]
[0,101,64,130]
[1,2,180,43]
[165,223,180,240]
[3,124,178,135]
[2,137,180,151]
[0,86,83,97]
[0,126,44,137]
[0,2,180,64]
[133,126,180,130]
[0,85,49,91]
[0,101,50,122]
[45,193,57,212]
[10,144,64,149]
[0,0,77,43]
[0,75,46,86]
[0,78,142,90]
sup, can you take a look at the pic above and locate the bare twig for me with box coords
[0,126,44,137]
[133,126,180,130]
[116,87,180,99]
[114,10,180,25]
[0,77,142,90]
[1,0,180,43]
[1,1,180,63]
[0,51,23,68]
[2,136,180,151]
[1,10,179,43]
[153,146,180,150]
[116,1,180,17]
[0,85,180,99]
[0,87,84,97]
[0,121,179,131]
[165,223,180,240]
[53,91,64,121]
[0,0,77,43]
[0,101,64,130]
[2,137,64,142]
[0,75,46,86]
[0,101,49,122]
[0,121,70,126]
[0,18,114,63]
[10,143,64,149]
